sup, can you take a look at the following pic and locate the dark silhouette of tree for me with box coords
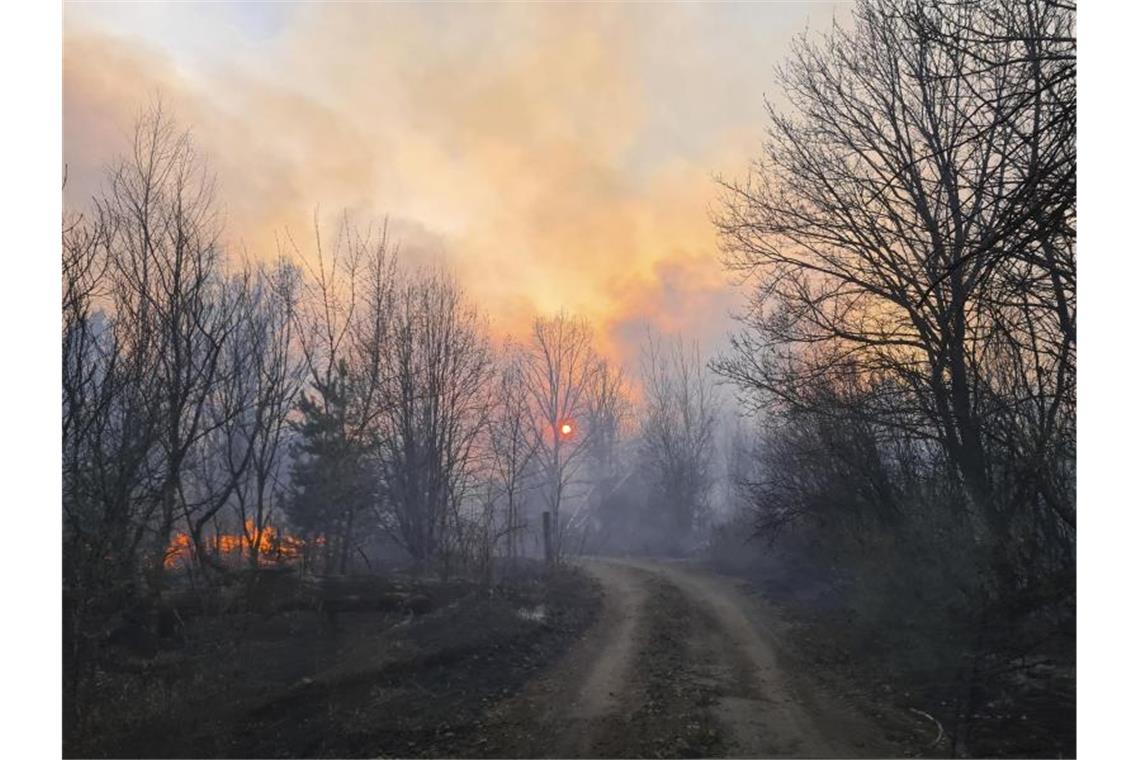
[714,0,1074,567]
[639,333,718,554]
[522,313,601,561]
[287,360,372,573]
[99,103,241,592]
[487,343,540,564]
[373,271,493,568]
[713,2,1075,752]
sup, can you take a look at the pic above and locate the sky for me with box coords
[63,1,848,364]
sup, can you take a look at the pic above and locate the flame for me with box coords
[163,520,317,568]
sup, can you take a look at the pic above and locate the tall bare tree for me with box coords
[522,313,600,560]
[487,342,540,563]
[63,191,161,729]
[374,271,494,567]
[640,333,718,553]
[220,259,305,570]
[713,5,1075,747]
[713,0,1075,562]
[99,103,239,592]
[584,358,630,489]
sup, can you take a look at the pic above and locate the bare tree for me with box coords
[572,358,632,551]
[235,260,305,569]
[98,103,239,593]
[522,313,600,561]
[712,4,1075,750]
[63,191,159,729]
[713,0,1075,561]
[487,343,540,564]
[63,104,241,725]
[162,290,303,578]
[290,216,366,403]
[176,271,262,577]
[584,359,630,488]
[639,333,718,554]
[374,270,494,569]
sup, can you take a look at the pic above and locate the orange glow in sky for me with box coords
[63,2,848,362]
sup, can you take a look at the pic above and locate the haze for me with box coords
[64,1,846,361]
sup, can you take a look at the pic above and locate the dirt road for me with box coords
[485,557,906,758]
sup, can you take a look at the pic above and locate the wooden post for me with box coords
[542,511,553,565]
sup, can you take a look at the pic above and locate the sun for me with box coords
[560,422,573,436]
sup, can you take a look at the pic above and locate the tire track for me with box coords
[481,557,900,758]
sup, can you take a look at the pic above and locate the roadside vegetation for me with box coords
[62,98,712,756]
[63,1,1075,757]
[708,2,1075,757]
[66,562,600,758]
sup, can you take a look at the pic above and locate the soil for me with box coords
[68,566,602,758]
[471,557,923,758]
[708,554,1077,758]
[71,557,947,759]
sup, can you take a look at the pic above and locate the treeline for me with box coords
[711,0,1074,755]
[62,104,721,726]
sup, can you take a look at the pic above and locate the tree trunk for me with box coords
[542,511,553,565]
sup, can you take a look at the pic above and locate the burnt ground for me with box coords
[66,566,601,759]
[69,555,1062,759]
[708,557,1077,759]
[753,597,1076,759]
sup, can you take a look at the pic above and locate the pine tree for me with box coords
[286,360,372,573]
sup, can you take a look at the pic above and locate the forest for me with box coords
[61,1,1074,758]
